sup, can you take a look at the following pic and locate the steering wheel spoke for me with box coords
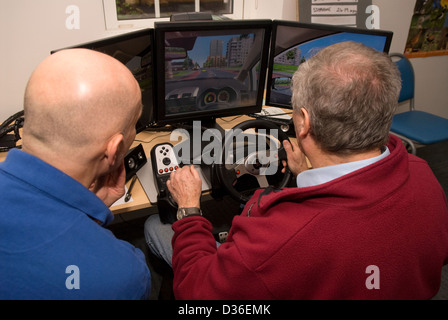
[231,163,249,178]
[255,175,269,188]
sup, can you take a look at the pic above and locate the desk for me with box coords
[0,113,263,215]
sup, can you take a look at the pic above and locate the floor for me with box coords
[107,139,448,300]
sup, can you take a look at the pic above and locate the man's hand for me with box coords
[89,162,126,207]
[282,140,309,177]
[167,165,202,208]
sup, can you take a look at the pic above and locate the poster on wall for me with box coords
[298,0,372,28]
[404,0,448,58]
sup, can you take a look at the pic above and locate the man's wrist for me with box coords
[177,203,201,208]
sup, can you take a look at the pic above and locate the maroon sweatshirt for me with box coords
[172,135,448,299]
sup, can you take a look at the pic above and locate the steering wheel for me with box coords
[215,119,292,203]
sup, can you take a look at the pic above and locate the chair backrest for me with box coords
[390,53,415,109]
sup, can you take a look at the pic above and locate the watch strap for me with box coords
[177,207,202,220]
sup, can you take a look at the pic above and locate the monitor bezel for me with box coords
[265,20,393,110]
[51,28,156,133]
[153,19,272,126]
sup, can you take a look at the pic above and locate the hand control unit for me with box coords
[151,143,180,224]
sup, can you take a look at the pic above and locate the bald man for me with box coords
[0,49,151,299]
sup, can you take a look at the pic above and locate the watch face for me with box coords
[176,209,184,220]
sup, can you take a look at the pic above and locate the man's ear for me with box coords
[300,108,311,136]
[294,107,311,138]
[105,133,124,167]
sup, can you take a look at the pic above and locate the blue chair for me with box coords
[389,53,448,155]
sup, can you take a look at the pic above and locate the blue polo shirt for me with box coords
[0,149,151,300]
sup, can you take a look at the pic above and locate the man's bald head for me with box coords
[23,49,142,154]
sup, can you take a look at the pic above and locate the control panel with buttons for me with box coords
[152,143,180,176]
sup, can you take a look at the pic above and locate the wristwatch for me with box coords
[177,207,203,220]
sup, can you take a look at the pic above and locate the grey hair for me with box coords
[291,41,401,154]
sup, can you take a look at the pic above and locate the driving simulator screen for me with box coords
[162,27,267,117]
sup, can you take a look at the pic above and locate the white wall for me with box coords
[0,0,115,122]
[1,0,447,122]
[243,0,297,21]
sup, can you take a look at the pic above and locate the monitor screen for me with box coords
[52,29,155,133]
[265,21,393,109]
[154,20,272,127]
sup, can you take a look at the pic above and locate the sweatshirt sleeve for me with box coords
[171,216,273,299]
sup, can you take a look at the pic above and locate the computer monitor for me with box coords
[154,20,272,128]
[51,28,155,133]
[265,20,393,109]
